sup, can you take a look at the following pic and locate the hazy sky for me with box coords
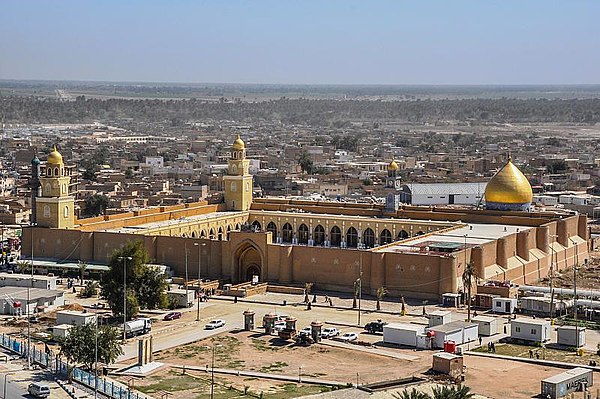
[1,1,598,85]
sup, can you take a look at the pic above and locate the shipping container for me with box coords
[472,315,500,336]
[541,367,593,399]
[383,323,426,347]
[428,310,452,327]
[557,326,586,348]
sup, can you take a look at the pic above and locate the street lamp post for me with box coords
[210,341,221,399]
[2,371,17,399]
[118,256,132,342]
[194,242,206,322]
[94,314,98,399]
[549,235,558,325]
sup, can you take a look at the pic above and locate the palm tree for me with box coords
[376,286,388,311]
[462,261,478,322]
[393,388,431,399]
[432,385,474,399]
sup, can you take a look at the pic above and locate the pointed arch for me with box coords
[251,220,261,231]
[267,222,278,241]
[398,230,409,239]
[330,226,342,247]
[314,225,325,246]
[363,228,375,248]
[298,224,309,244]
[282,223,293,243]
[380,229,392,245]
[346,227,358,248]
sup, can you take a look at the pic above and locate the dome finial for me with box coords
[232,134,245,150]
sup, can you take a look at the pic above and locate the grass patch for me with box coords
[252,338,280,352]
[260,361,288,373]
[262,384,334,398]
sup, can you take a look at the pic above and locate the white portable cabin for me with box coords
[429,310,452,327]
[56,310,97,326]
[520,296,571,316]
[557,326,586,348]
[427,321,479,349]
[471,315,500,336]
[511,319,551,343]
[492,297,518,314]
[167,289,195,308]
[52,324,73,339]
[383,323,426,347]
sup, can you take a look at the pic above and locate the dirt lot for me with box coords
[539,249,600,290]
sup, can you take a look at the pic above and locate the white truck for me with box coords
[124,318,152,338]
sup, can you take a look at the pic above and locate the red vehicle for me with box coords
[163,312,182,321]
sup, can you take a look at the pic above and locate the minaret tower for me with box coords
[36,146,75,228]
[224,135,253,211]
[29,153,41,224]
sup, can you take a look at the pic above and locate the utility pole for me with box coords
[195,242,206,321]
[357,253,363,326]
[574,260,578,350]
[184,243,189,293]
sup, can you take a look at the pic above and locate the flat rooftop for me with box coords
[377,223,533,254]
[0,286,63,301]
[104,211,246,234]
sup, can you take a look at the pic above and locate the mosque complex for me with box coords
[22,136,589,299]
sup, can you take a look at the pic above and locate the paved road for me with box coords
[1,374,29,398]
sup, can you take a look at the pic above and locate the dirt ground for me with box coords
[121,330,600,399]
[539,249,600,290]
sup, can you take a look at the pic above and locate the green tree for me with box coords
[432,385,474,399]
[393,388,431,399]
[462,261,478,322]
[59,323,123,370]
[100,241,167,319]
[298,151,314,174]
[80,281,99,298]
[376,286,388,311]
[124,168,134,179]
[84,194,110,217]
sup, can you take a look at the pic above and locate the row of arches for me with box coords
[251,220,424,248]
[180,222,243,241]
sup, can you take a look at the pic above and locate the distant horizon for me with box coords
[2,78,600,88]
[2,1,598,85]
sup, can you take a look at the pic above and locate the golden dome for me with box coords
[485,158,533,204]
[46,145,63,165]
[232,135,245,150]
[388,160,399,171]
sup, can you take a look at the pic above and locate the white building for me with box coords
[511,319,551,343]
[56,310,97,326]
[398,183,486,206]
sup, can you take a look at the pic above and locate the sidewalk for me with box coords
[168,363,345,386]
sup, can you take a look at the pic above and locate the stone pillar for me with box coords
[310,321,323,343]
[496,238,508,268]
[438,255,457,295]
[263,313,277,334]
[537,225,550,253]
[557,220,569,247]
[137,336,153,366]
[285,317,297,331]
[472,246,485,280]
[517,231,530,261]
[578,215,589,240]
[243,310,255,331]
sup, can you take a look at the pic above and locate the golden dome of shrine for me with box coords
[232,135,245,150]
[46,145,63,165]
[484,158,533,209]
[388,160,399,171]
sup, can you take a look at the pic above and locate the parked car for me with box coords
[321,327,340,338]
[274,320,286,332]
[276,315,289,322]
[300,326,312,336]
[28,383,50,398]
[364,320,388,334]
[340,332,359,342]
[205,319,226,329]
[163,312,182,321]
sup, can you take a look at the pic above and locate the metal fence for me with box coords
[0,334,147,399]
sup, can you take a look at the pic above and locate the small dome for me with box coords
[31,155,40,166]
[232,135,245,150]
[485,158,533,205]
[388,160,399,171]
[46,145,63,165]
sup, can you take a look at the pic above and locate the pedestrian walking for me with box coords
[478,336,482,346]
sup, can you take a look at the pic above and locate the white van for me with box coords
[28,382,51,398]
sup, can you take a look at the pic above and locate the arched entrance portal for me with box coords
[236,244,263,283]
